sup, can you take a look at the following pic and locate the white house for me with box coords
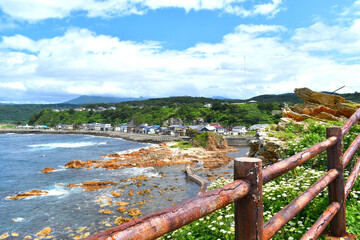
[114,124,128,132]
[215,126,226,134]
[230,126,247,135]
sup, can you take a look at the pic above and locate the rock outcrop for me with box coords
[36,227,52,236]
[247,129,287,165]
[7,190,48,200]
[41,168,56,173]
[162,117,183,127]
[66,181,118,191]
[205,133,229,151]
[282,88,360,122]
[65,160,87,168]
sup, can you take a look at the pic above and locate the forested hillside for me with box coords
[29,102,283,127]
[2,92,359,124]
[0,104,75,124]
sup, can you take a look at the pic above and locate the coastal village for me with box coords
[13,109,267,137]
[14,121,265,136]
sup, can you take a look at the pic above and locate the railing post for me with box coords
[326,127,346,237]
[234,157,263,240]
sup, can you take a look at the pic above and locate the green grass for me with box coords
[170,141,194,150]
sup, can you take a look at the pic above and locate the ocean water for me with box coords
[0,134,201,239]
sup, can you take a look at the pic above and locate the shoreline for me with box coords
[0,133,246,239]
[0,129,253,146]
[0,129,186,144]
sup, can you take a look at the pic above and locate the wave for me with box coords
[28,141,107,150]
[120,166,159,178]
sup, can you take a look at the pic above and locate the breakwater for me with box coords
[225,136,255,146]
[0,129,183,143]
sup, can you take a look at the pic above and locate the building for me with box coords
[230,126,247,135]
[114,123,128,132]
[215,126,226,134]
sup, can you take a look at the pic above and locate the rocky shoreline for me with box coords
[0,129,186,143]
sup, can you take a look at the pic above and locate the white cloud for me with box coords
[291,20,360,54]
[1,22,360,103]
[0,0,283,21]
[0,81,27,91]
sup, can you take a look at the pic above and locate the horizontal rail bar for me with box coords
[343,133,360,167]
[341,108,360,138]
[262,137,338,184]
[300,202,341,240]
[345,155,360,198]
[263,169,339,240]
[85,179,251,240]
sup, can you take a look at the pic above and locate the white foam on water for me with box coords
[12,217,25,223]
[46,188,68,197]
[120,167,159,178]
[55,166,67,171]
[115,144,157,155]
[28,141,107,150]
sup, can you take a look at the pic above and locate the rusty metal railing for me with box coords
[85,108,360,240]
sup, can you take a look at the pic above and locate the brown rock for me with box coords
[36,227,52,236]
[110,190,122,197]
[128,208,141,217]
[7,190,48,200]
[295,88,345,107]
[99,209,112,214]
[114,216,132,226]
[284,88,360,122]
[66,181,118,191]
[41,168,56,173]
[117,207,126,212]
[0,233,9,239]
[65,160,86,168]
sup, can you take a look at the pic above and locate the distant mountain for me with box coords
[63,95,147,105]
[212,96,231,100]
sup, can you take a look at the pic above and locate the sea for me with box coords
[0,133,249,239]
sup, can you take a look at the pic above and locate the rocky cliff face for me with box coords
[162,117,183,126]
[282,87,359,122]
[247,129,287,166]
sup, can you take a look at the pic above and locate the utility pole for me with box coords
[244,56,247,104]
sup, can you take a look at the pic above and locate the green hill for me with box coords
[0,104,76,124]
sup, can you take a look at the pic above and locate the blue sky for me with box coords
[0,0,359,103]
